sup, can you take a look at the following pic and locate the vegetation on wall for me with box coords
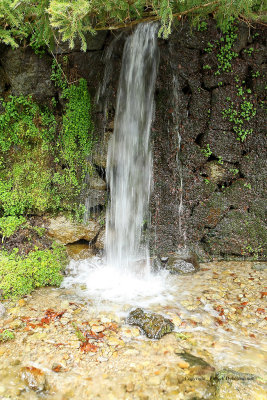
[0,60,93,218]
[0,1,265,51]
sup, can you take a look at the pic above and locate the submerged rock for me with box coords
[160,250,200,275]
[95,229,105,250]
[21,366,48,392]
[176,351,213,369]
[127,308,174,339]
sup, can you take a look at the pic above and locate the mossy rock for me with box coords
[127,308,174,339]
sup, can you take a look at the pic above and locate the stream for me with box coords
[0,260,266,400]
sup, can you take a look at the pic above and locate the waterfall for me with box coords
[106,23,159,269]
[62,23,169,305]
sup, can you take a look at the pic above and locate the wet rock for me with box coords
[161,250,200,275]
[95,229,105,250]
[127,308,174,339]
[203,210,267,258]
[90,174,107,190]
[200,130,242,163]
[47,216,100,245]
[84,188,107,214]
[1,48,56,103]
[92,131,113,169]
[21,366,48,392]
[0,303,5,318]
[176,351,213,369]
[176,351,215,377]
[66,243,95,260]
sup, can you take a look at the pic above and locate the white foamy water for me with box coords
[62,256,173,309]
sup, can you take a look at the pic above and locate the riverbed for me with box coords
[0,261,266,399]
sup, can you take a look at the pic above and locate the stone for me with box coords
[21,366,48,392]
[203,210,267,258]
[176,352,212,369]
[127,308,174,339]
[0,303,5,318]
[18,299,26,307]
[91,325,105,333]
[89,173,106,190]
[200,130,242,163]
[1,48,56,104]
[66,243,95,260]
[47,216,100,244]
[161,250,200,275]
[177,361,190,369]
[92,131,112,169]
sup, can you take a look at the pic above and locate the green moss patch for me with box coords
[0,244,68,299]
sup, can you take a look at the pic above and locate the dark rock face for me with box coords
[150,19,267,260]
[0,21,266,260]
[0,48,56,103]
[127,308,174,339]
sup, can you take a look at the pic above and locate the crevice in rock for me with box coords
[69,238,90,246]
[182,84,192,96]
[246,65,253,88]
[94,164,106,181]
[195,131,205,145]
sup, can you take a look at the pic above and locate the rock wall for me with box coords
[0,20,266,260]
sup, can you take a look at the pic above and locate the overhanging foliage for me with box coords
[0,1,266,51]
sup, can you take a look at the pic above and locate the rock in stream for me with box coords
[127,308,174,339]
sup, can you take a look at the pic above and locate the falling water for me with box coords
[63,23,170,305]
[106,23,159,269]
[172,73,187,244]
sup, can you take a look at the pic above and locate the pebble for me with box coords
[91,325,105,333]
[177,361,190,369]
[147,376,161,386]
[60,300,70,309]
[18,299,26,307]
[107,338,124,347]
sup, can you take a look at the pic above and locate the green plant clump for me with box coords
[0,330,15,342]
[201,144,212,157]
[0,216,26,242]
[222,98,256,141]
[0,64,94,217]
[0,244,68,299]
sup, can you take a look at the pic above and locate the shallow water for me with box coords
[0,260,266,399]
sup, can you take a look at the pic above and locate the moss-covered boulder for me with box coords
[127,308,174,339]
